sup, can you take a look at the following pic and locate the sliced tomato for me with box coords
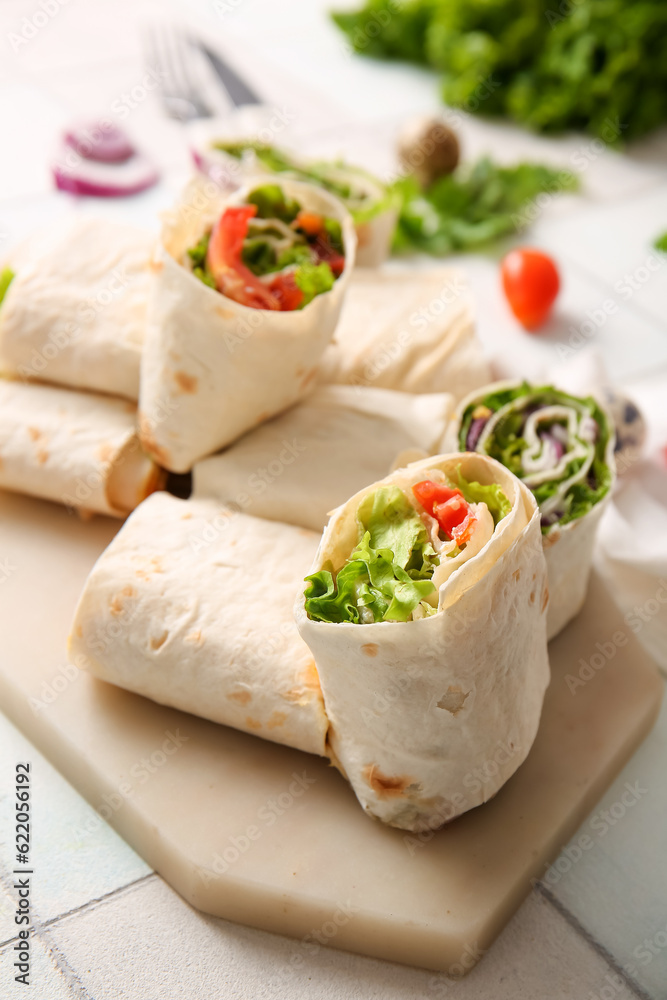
[413,480,476,543]
[412,480,462,517]
[207,205,281,311]
[268,271,304,311]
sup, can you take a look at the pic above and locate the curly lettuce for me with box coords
[304,486,438,624]
[454,469,511,525]
[213,140,395,225]
[304,473,511,624]
[459,383,613,532]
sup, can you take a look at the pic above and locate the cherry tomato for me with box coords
[501,247,560,330]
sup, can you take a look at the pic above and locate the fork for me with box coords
[144,24,213,123]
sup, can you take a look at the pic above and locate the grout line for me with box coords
[35,929,97,1000]
[0,871,157,950]
[537,882,653,1000]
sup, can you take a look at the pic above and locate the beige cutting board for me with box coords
[0,489,662,975]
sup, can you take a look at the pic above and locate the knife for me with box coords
[194,39,261,107]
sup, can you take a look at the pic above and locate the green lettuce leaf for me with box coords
[453,469,511,525]
[0,268,14,306]
[304,486,438,624]
[247,184,300,223]
[186,234,215,288]
[241,238,277,276]
[392,159,579,255]
[332,0,667,143]
[294,262,335,307]
[459,383,613,532]
[276,244,312,269]
[214,140,393,225]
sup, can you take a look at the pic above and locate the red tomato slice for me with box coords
[500,247,560,330]
[207,205,281,311]
[412,480,462,517]
[268,271,304,311]
[412,480,477,542]
[433,496,470,539]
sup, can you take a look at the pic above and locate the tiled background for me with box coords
[1,0,666,996]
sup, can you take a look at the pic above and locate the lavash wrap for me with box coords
[0,218,152,400]
[187,117,397,267]
[447,381,617,640]
[139,176,357,474]
[192,385,454,533]
[318,267,490,401]
[295,452,550,833]
[0,379,162,517]
[69,492,328,756]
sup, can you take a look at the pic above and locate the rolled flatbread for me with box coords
[0,379,163,517]
[68,492,328,756]
[139,176,357,474]
[448,381,617,639]
[0,218,153,400]
[318,267,491,401]
[192,385,454,532]
[186,121,398,267]
[295,452,550,832]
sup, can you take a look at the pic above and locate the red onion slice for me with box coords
[64,122,135,163]
[52,145,159,198]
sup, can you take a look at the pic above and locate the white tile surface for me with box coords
[543,688,667,1000]
[0,933,79,1000]
[48,875,640,1000]
[0,0,665,994]
[0,883,18,948]
[0,712,151,928]
[532,182,667,331]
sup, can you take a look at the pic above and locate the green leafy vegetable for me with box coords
[332,0,667,142]
[186,234,215,288]
[0,268,14,306]
[654,232,667,253]
[304,486,438,624]
[247,184,300,223]
[214,141,296,174]
[276,244,312,269]
[459,383,613,532]
[241,238,277,276]
[454,469,511,525]
[392,158,578,254]
[293,262,335,307]
[213,140,394,224]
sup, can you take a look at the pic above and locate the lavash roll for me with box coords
[69,492,328,756]
[318,267,490,401]
[0,379,162,517]
[192,385,454,532]
[448,381,617,640]
[0,218,152,400]
[187,118,398,267]
[138,176,357,474]
[295,452,550,833]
